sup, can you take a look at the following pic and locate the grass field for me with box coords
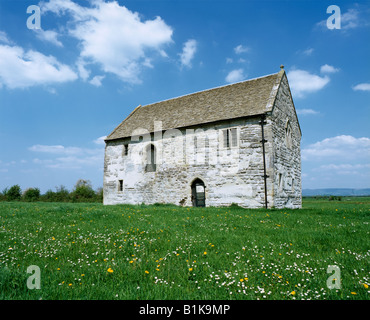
[0,197,369,300]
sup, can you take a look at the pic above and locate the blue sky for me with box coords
[0,0,369,193]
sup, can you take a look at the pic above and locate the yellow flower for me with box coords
[69,283,72,287]
[189,268,193,272]
[290,291,296,295]
[364,284,369,289]
[129,261,133,264]
[145,270,149,274]
[351,292,357,295]
[240,279,244,282]
[107,268,113,273]
[204,252,207,255]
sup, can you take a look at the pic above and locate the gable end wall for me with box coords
[270,73,302,208]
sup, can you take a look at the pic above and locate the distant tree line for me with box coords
[0,179,103,203]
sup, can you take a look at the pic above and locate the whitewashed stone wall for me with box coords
[269,73,302,208]
[104,117,274,208]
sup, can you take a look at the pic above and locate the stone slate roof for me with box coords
[106,69,285,141]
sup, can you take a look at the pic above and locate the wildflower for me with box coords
[204,252,207,255]
[189,268,193,272]
[290,291,296,295]
[364,284,369,289]
[129,261,133,264]
[69,283,72,287]
[240,279,244,282]
[351,292,357,295]
[145,270,149,274]
[107,268,113,273]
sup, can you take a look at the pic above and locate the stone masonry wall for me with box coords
[103,116,273,208]
[270,73,302,208]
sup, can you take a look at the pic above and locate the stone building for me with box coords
[103,66,302,208]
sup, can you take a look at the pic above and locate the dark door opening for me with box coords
[191,179,206,207]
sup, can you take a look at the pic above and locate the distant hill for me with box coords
[302,188,370,197]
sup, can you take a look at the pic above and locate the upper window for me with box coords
[122,144,129,156]
[285,121,292,148]
[145,144,156,172]
[222,128,238,148]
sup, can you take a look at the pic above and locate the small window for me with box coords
[123,144,129,156]
[278,173,283,191]
[285,121,292,148]
[145,144,156,172]
[222,128,238,148]
[118,180,123,192]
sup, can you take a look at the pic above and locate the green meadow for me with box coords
[0,197,369,300]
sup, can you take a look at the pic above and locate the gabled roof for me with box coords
[106,68,286,141]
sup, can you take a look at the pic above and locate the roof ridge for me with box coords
[141,71,279,108]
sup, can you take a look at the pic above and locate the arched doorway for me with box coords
[191,178,206,207]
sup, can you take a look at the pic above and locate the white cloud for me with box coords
[76,58,90,81]
[0,31,11,44]
[93,136,107,145]
[0,44,77,89]
[320,64,339,74]
[29,142,104,169]
[234,45,249,54]
[302,135,370,161]
[341,8,361,30]
[34,29,63,47]
[312,163,370,179]
[89,75,105,87]
[352,83,370,91]
[317,163,370,171]
[226,58,233,64]
[225,69,245,83]
[179,39,197,68]
[29,144,83,155]
[42,0,173,84]
[287,69,330,98]
[302,48,314,56]
[296,108,319,116]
